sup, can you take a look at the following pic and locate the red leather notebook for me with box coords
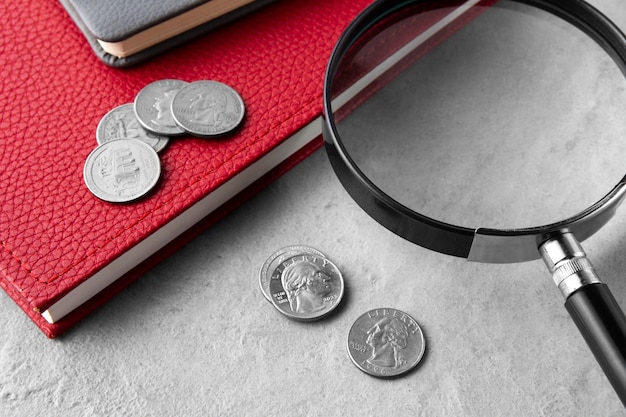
[0,0,372,338]
[0,0,489,338]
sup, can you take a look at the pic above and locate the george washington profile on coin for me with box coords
[188,89,228,127]
[268,254,344,321]
[365,316,410,368]
[151,88,180,128]
[171,80,245,137]
[347,308,425,377]
[134,79,187,136]
[281,260,333,314]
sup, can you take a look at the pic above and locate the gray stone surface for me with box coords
[2,0,626,415]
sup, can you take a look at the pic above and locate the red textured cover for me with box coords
[0,0,374,338]
[0,0,490,338]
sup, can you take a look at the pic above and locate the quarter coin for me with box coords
[268,253,344,321]
[171,80,245,137]
[347,308,426,378]
[259,246,327,301]
[84,139,161,203]
[96,103,170,153]
[134,79,188,136]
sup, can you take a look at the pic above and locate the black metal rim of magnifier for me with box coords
[323,0,626,263]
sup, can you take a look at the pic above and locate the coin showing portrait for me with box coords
[268,254,344,321]
[151,88,179,128]
[259,246,327,301]
[347,308,426,378]
[281,260,332,314]
[365,316,409,368]
[171,80,245,137]
[134,79,187,136]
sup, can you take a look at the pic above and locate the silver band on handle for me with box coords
[539,233,602,299]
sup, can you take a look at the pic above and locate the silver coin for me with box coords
[347,308,426,378]
[259,246,327,302]
[134,79,188,136]
[96,103,170,153]
[268,253,344,321]
[84,139,161,203]
[171,80,245,137]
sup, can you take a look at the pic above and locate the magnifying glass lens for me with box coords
[329,0,626,230]
[325,0,626,404]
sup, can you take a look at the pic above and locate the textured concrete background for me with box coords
[2,0,626,416]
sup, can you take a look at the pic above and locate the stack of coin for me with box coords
[260,246,345,321]
[83,79,245,203]
[135,79,245,138]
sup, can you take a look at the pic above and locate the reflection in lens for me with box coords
[330,0,626,230]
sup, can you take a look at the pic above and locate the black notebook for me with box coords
[59,0,277,67]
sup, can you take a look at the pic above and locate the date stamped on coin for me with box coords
[265,250,344,321]
[347,308,426,378]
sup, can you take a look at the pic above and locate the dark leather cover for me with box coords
[59,0,278,67]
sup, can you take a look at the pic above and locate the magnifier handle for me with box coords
[540,233,626,407]
[565,283,626,406]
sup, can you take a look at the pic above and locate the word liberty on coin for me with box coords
[260,246,344,321]
[259,245,327,301]
[347,308,426,378]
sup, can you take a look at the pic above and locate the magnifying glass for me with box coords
[323,0,626,405]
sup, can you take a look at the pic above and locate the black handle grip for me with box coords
[565,283,626,407]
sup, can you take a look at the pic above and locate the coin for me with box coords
[347,308,426,378]
[96,103,170,153]
[171,80,245,137]
[259,246,327,301]
[268,253,344,321]
[134,79,188,136]
[83,139,161,203]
